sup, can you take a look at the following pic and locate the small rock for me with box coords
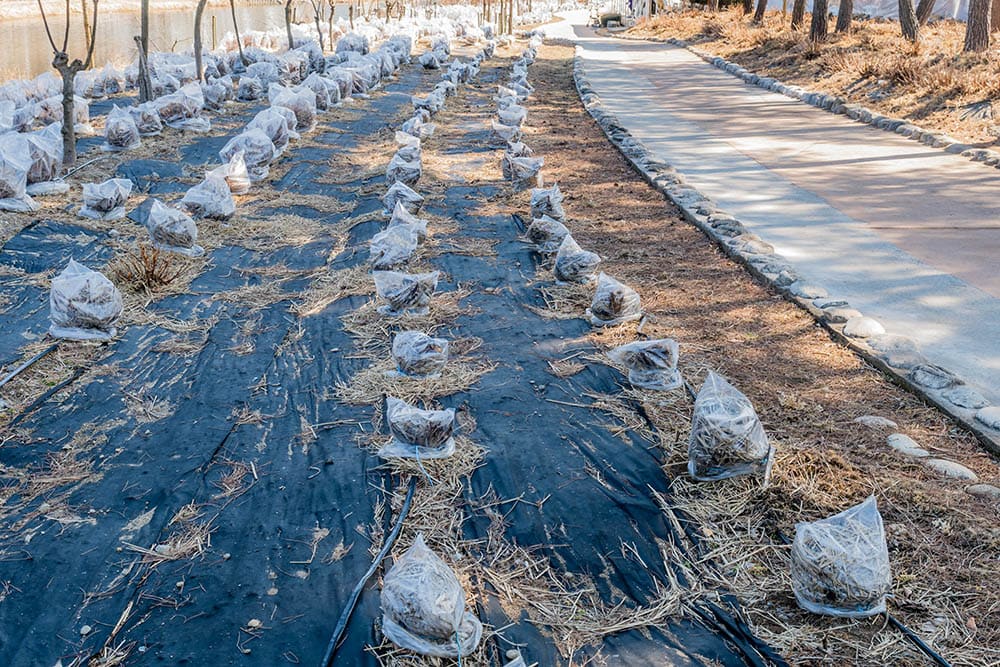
[855,415,898,430]
[887,433,929,458]
[774,270,797,287]
[975,406,1000,430]
[824,306,862,324]
[80,625,92,636]
[814,297,848,309]
[789,281,828,299]
[942,386,988,409]
[247,618,262,629]
[909,364,958,390]
[965,484,1000,500]
[923,458,978,481]
[506,650,521,660]
[867,334,924,369]
[843,316,885,338]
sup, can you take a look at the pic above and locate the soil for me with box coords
[625,9,1000,145]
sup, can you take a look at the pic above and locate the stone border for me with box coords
[572,46,1000,457]
[605,32,1000,172]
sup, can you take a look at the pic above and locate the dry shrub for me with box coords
[110,245,183,293]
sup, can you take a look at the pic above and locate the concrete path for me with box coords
[546,12,1000,408]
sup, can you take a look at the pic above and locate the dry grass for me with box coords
[628,9,1000,144]
[341,287,474,349]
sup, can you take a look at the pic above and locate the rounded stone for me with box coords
[909,364,958,390]
[854,415,898,430]
[974,406,1000,430]
[965,484,1000,500]
[923,458,978,481]
[824,306,863,324]
[790,281,828,299]
[887,433,929,458]
[867,334,924,369]
[843,316,885,338]
[942,386,988,410]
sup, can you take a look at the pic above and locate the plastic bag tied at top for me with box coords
[146,199,203,257]
[392,330,449,377]
[380,396,456,459]
[791,496,891,619]
[587,272,642,327]
[370,225,419,270]
[554,234,601,283]
[373,270,439,315]
[607,339,683,390]
[49,259,123,341]
[530,183,565,221]
[525,215,568,254]
[80,178,132,220]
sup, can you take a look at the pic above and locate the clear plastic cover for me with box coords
[401,114,435,139]
[381,397,456,459]
[791,496,891,618]
[687,371,773,481]
[388,202,428,244]
[380,534,482,657]
[103,105,141,151]
[490,121,521,144]
[506,141,533,158]
[502,154,543,183]
[49,259,123,341]
[386,152,422,186]
[554,234,601,283]
[146,199,203,257]
[0,133,39,211]
[607,339,682,390]
[587,272,642,327]
[129,102,163,136]
[268,83,317,131]
[154,82,209,132]
[180,173,235,220]
[209,149,252,195]
[373,270,439,315]
[383,181,424,214]
[530,183,565,221]
[237,75,264,101]
[392,330,449,377]
[370,225,419,270]
[80,178,132,220]
[497,104,527,127]
[24,123,64,189]
[219,129,276,182]
[419,51,442,69]
[525,215,569,254]
[395,130,421,148]
[247,107,293,155]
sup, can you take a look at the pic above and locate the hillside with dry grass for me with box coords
[627,9,1000,144]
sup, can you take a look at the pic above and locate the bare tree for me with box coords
[229,0,248,67]
[308,0,325,50]
[80,0,92,53]
[753,0,768,23]
[194,0,209,83]
[136,0,153,102]
[915,0,935,24]
[327,0,338,45]
[37,0,99,169]
[963,0,992,51]
[810,0,829,40]
[835,0,853,31]
[742,0,754,13]
[791,0,807,28]
[285,0,295,50]
[708,0,720,10]
[993,0,1000,30]
[899,0,920,40]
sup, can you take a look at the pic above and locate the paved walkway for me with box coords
[546,12,1000,407]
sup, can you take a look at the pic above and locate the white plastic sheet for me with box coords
[146,199,204,257]
[80,178,132,220]
[48,259,123,341]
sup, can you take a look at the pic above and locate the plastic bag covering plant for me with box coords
[155,83,210,132]
[382,397,456,459]
[180,173,235,220]
[246,108,294,156]
[337,33,370,56]
[146,199,203,257]
[24,124,67,195]
[395,130,420,149]
[246,61,280,84]
[380,534,482,656]
[388,202,428,243]
[419,51,442,69]
[383,181,424,214]
[201,79,230,110]
[587,273,642,327]
[688,371,773,482]
[373,270,439,316]
[80,178,132,220]
[301,73,335,110]
[370,225,419,270]
[268,84,317,131]
[386,152,422,186]
[526,215,569,254]
[401,114,435,139]
[219,130,276,182]
[497,104,527,127]
[237,75,264,102]
[0,133,38,212]
[129,102,163,136]
[49,260,124,341]
[412,90,446,115]
[791,496,891,618]
[554,235,601,283]
[435,80,456,98]
[608,339,682,391]
[530,184,565,221]
[103,106,141,151]
[502,154,543,183]
[392,331,449,377]
[209,150,252,195]
[490,121,521,144]
[505,141,533,158]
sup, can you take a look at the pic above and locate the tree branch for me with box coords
[36,0,60,54]
[62,0,71,52]
[83,0,100,69]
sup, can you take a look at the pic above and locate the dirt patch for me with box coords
[626,9,1000,145]
[523,41,1000,666]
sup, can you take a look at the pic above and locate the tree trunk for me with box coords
[285,0,295,51]
[836,0,853,32]
[194,0,208,83]
[58,61,78,168]
[899,0,920,40]
[791,0,806,28]
[137,0,153,100]
[991,0,999,30]
[229,0,247,66]
[810,0,829,40]
[81,0,92,54]
[313,2,325,51]
[742,0,753,13]
[915,0,935,24]
[964,0,991,51]
[709,0,720,11]
[753,0,768,23]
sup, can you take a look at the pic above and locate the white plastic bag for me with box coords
[401,114,435,139]
[502,154,542,183]
[129,102,163,136]
[530,184,564,221]
[554,235,601,283]
[383,181,424,214]
[48,259,123,341]
[103,105,141,151]
[373,270,439,315]
[155,82,209,132]
[0,133,39,212]
[497,104,527,127]
[24,123,67,195]
[146,199,204,257]
[80,178,132,220]
[587,273,642,327]
[791,496,891,618]
[219,129,276,182]
[386,152,422,186]
[380,396,456,459]
[395,130,420,149]
[388,202,428,243]
[607,339,682,390]
[506,141,533,158]
[237,75,264,101]
[180,173,235,220]
[419,51,442,70]
[687,371,773,482]
[525,215,568,254]
[370,225,419,270]
[490,120,521,144]
[392,331,448,377]
[209,149,252,195]
[269,83,317,131]
[246,107,294,156]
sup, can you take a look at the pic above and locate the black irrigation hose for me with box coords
[321,477,417,667]
[0,343,59,390]
[9,366,86,428]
